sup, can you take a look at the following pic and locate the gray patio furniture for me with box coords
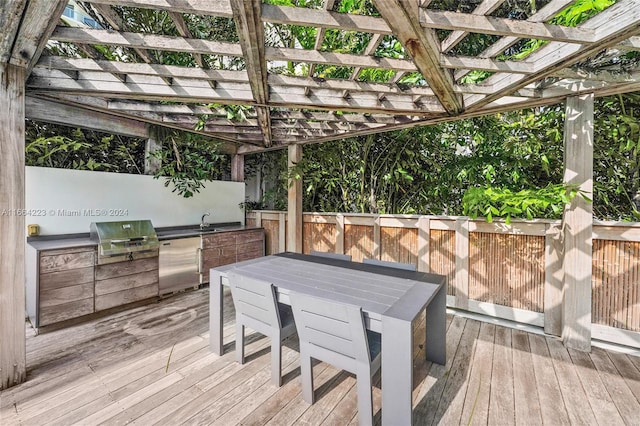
[310,250,352,261]
[362,258,416,271]
[290,291,381,426]
[227,271,297,387]
[210,253,446,425]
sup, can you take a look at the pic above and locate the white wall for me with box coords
[26,167,245,235]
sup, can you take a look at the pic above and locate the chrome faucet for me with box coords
[200,212,211,229]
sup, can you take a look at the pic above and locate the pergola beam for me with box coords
[373,0,462,114]
[8,0,67,73]
[454,0,577,81]
[230,0,272,147]
[27,67,448,115]
[0,0,27,63]
[49,27,541,76]
[81,0,234,17]
[91,3,156,65]
[421,9,596,45]
[34,93,240,152]
[466,0,640,111]
[25,96,149,137]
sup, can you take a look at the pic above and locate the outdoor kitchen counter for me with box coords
[27,235,96,250]
[155,225,261,240]
[26,225,261,248]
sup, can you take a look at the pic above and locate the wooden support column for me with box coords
[544,223,564,336]
[562,93,594,351]
[417,216,431,273]
[231,154,245,183]
[0,63,26,389]
[373,215,381,259]
[144,125,162,175]
[287,144,303,253]
[335,213,345,255]
[454,218,470,310]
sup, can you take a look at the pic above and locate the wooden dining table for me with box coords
[209,252,446,425]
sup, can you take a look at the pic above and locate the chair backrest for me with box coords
[362,258,416,271]
[310,251,352,261]
[290,292,370,373]
[227,272,281,329]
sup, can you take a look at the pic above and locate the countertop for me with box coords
[27,224,262,250]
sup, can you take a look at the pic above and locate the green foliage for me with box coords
[462,184,584,224]
[593,94,640,220]
[25,122,145,173]
[150,131,227,198]
[252,93,640,222]
[245,150,289,210]
[500,0,615,60]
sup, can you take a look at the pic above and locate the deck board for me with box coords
[511,328,542,425]
[1,288,639,426]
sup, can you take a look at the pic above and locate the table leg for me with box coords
[425,284,446,365]
[382,316,413,426]
[209,270,224,355]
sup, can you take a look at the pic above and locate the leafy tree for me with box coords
[25,120,145,173]
[149,130,229,198]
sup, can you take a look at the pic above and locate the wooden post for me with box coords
[418,216,431,273]
[455,218,470,310]
[144,125,162,175]
[544,223,564,336]
[562,94,594,351]
[279,212,286,253]
[0,63,26,389]
[287,144,303,253]
[335,213,345,254]
[373,215,381,259]
[231,154,245,183]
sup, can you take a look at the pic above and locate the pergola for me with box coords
[1,0,640,389]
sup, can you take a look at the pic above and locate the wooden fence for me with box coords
[247,211,640,348]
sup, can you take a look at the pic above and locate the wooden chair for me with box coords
[362,258,416,271]
[310,250,352,261]
[290,292,381,426]
[227,271,297,387]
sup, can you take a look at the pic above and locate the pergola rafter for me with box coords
[3,0,639,151]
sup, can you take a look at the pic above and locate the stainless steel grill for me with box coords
[90,220,159,261]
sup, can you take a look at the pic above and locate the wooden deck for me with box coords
[1,287,640,425]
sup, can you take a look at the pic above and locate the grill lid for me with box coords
[90,220,159,257]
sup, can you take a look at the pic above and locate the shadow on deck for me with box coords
[1,288,639,425]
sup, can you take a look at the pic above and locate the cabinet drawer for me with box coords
[202,233,236,249]
[236,241,264,255]
[39,282,94,308]
[95,270,158,296]
[40,250,95,273]
[40,298,94,326]
[39,266,94,291]
[95,284,158,311]
[202,245,236,259]
[96,257,158,281]
[236,230,264,244]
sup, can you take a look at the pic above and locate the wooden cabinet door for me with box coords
[38,247,96,326]
[201,233,237,282]
[95,257,159,311]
